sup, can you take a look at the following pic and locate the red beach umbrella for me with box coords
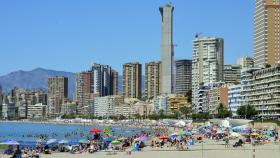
[90,128,103,133]
[195,134,204,138]
[159,136,168,140]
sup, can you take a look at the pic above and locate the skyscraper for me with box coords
[76,71,92,112]
[159,3,174,95]
[145,61,161,100]
[47,76,68,114]
[175,59,192,96]
[122,62,142,99]
[111,70,119,95]
[91,63,112,96]
[254,0,280,67]
[192,37,224,113]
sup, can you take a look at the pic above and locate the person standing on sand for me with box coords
[12,145,22,158]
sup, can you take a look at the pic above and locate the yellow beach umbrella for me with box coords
[250,132,259,136]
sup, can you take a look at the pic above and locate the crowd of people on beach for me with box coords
[1,121,279,158]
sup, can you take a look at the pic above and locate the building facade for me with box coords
[111,70,119,95]
[254,0,280,67]
[76,71,93,113]
[241,65,280,119]
[47,76,68,115]
[91,63,113,96]
[175,59,192,95]
[192,37,224,113]
[122,62,142,99]
[228,84,242,117]
[237,56,254,69]
[208,86,228,117]
[145,61,161,100]
[27,103,46,119]
[160,3,174,95]
[168,95,189,113]
[94,96,123,117]
[224,64,241,84]
[151,95,169,114]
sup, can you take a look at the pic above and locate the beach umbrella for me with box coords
[111,140,121,145]
[79,139,89,144]
[0,140,20,145]
[58,140,69,144]
[103,137,114,142]
[159,136,168,140]
[230,132,241,137]
[69,139,79,145]
[195,134,204,138]
[46,139,57,145]
[89,128,102,133]
[138,136,148,142]
[251,133,259,136]
[171,133,178,136]
[118,137,127,141]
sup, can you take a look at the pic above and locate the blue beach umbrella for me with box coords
[0,140,20,145]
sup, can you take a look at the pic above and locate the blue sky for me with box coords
[0,0,254,75]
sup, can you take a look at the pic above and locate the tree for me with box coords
[179,106,192,117]
[216,103,231,118]
[237,105,257,119]
[246,105,257,119]
[265,64,271,68]
[185,90,192,103]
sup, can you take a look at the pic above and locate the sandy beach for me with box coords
[2,140,279,158]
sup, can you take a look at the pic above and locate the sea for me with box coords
[0,121,151,148]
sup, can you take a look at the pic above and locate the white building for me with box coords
[2,100,16,120]
[228,84,242,117]
[61,102,77,115]
[237,56,254,69]
[27,103,46,119]
[192,37,224,113]
[151,95,169,113]
[94,96,123,117]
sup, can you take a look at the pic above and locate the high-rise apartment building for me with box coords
[241,65,280,119]
[76,72,92,112]
[175,59,192,95]
[237,56,254,69]
[145,61,161,100]
[192,37,224,113]
[224,64,241,84]
[91,63,112,96]
[122,62,142,99]
[111,70,119,95]
[254,0,280,67]
[159,3,174,95]
[47,76,68,114]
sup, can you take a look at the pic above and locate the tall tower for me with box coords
[159,3,174,95]
[122,62,142,99]
[254,0,280,67]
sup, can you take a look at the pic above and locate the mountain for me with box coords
[0,68,145,98]
[0,68,76,98]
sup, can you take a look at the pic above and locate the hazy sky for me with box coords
[0,0,254,75]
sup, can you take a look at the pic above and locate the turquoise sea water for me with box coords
[0,122,150,147]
